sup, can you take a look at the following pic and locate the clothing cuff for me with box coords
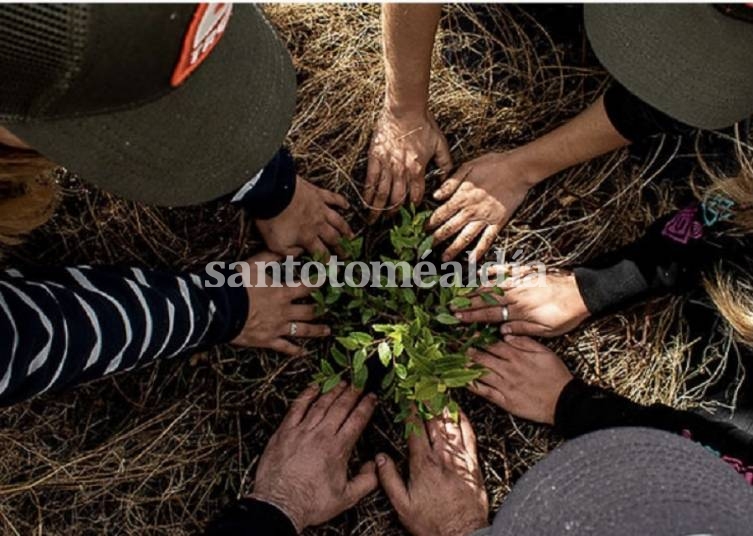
[573,261,648,316]
[204,498,298,536]
[199,267,249,344]
[232,147,297,220]
[553,377,603,439]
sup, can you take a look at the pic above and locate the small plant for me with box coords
[312,206,498,430]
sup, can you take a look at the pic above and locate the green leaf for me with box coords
[417,235,433,258]
[378,342,392,366]
[395,364,408,380]
[436,313,460,325]
[350,332,374,345]
[331,347,349,367]
[401,288,416,305]
[450,296,472,309]
[321,359,335,376]
[353,348,367,372]
[336,336,359,351]
[322,375,341,393]
[353,364,368,390]
[480,292,498,305]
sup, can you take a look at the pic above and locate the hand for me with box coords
[376,409,488,536]
[451,269,590,337]
[467,336,573,425]
[230,251,330,355]
[256,177,353,259]
[250,383,379,532]
[427,151,534,262]
[365,108,452,222]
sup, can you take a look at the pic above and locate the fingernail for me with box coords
[324,327,331,335]
[454,313,463,320]
[501,326,511,334]
[338,381,347,388]
[368,392,378,401]
[376,454,386,467]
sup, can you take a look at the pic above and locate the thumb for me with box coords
[246,250,284,264]
[500,321,543,336]
[376,454,410,514]
[344,461,379,507]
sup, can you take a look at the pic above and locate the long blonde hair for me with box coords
[0,146,59,245]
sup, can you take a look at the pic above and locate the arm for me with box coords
[0,264,246,406]
[555,378,753,479]
[365,4,451,220]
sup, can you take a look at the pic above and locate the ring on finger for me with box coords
[289,322,298,337]
[501,305,509,322]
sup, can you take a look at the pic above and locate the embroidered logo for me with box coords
[661,205,703,244]
[171,3,233,87]
[701,194,735,227]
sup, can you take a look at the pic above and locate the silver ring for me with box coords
[289,322,298,337]
[501,305,509,322]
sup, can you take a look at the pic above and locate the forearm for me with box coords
[0,264,246,406]
[511,94,631,187]
[554,378,753,477]
[382,4,442,116]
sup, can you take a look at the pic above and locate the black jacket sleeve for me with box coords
[204,498,298,536]
[573,199,734,315]
[0,264,247,406]
[554,378,753,482]
[231,147,297,219]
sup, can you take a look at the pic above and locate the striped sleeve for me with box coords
[0,265,247,407]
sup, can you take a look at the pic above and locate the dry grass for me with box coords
[0,5,736,535]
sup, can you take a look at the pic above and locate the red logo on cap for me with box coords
[171,3,233,87]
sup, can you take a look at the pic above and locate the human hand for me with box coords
[250,383,379,532]
[451,269,590,337]
[467,336,573,425]
[427,151,535,262]
[376,409,488,536]
[230,251,330,355]
[256,176,353,259]
[365,108,452,222]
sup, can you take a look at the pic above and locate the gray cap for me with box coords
[490,427,753,536]
[1,4,296,206]
[585,4,753,130]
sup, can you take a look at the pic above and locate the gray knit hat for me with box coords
[489,427,753,536]
[585,4,753,130]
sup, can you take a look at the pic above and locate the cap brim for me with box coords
[585,4,753,130]
[11,5,296,206]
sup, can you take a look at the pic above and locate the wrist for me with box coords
[248,491,305,534]
[504,144,558,188]
[383,93,429,123]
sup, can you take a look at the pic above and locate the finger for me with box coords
[319,223,347,257]
[458,409,477,454]
[432,166,468,202]
[322,189,350,210]
[326,210,354,240]
[454,306,505,324]
[427,190,466,231]
[338,393,378,451]
[469,225,501,263]
[468,380,507,409]
[376,454,410,515]
[443,221,485,262]
[324,385,362,432]
[287,322,331,339]
[431,209,470,244]
[503,334,550,353]
[388,166,407,214]
[480,340,519,361]
[290,304,318,321]
[306,237,331,261]
[408,169,426,206]
[303,381,348,429]
[451,292,509,312]
[369,168,392,222]
[364,154,381,207]
[433,130,453,175]
[407,410,432,470]
[246,251,284,265]
[280,384,321,429]
[290,283,315,300]
[500,320,549,337]
[467,347,509,382]
[269,338,304,356]
[344,461,379,507]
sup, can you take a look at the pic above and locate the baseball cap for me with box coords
[0,4,296,206]
[489,428,753,536]
[585,4,753,130]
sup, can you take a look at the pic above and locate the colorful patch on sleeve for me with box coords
[662,205,704,244]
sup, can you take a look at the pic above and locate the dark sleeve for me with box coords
[603,81,696,142]
[231,147,297,219]
[204,498,297,536]
[555,378,753,479]
[573,199,734,315]
[0,264,247,406]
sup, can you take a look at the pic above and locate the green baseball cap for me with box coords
[0,4,296,206]
[585,4,753,130]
